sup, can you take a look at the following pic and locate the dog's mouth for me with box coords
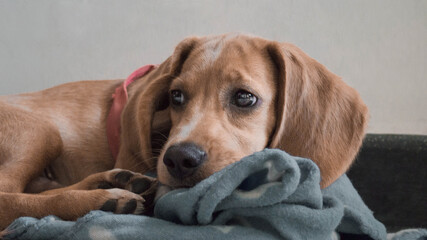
[158,176,201,189]
[154,183,174,202]
[153,180,198,202]
[155,176,209,204]
[155,173,205,202]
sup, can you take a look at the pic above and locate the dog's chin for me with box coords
[154,179,197,203]
[158,169,208,188]
[154,184,174,202]
[159,177,199,189]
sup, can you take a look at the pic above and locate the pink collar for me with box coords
[106,65,156,160]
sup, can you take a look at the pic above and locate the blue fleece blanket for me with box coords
[4,149,426,240]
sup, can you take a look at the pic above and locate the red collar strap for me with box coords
[107,65,156,160]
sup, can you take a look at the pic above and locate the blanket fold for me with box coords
[5,149,423,240]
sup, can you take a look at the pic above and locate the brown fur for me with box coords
[0,33,368,230]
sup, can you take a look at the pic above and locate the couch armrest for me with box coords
[347,134,427,232]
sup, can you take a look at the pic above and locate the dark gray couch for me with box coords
[347,134,427,232]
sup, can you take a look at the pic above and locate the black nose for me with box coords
[163,142,207,179]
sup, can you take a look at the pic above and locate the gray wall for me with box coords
[1,0,426,134]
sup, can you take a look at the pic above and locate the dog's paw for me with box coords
[50,188,148,218]
[99,188,146,214]
[95,169,156,193]
[94,169,158,214]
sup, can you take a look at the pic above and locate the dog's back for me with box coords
[0,80,120,186]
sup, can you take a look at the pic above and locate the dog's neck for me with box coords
[106,65,156,160]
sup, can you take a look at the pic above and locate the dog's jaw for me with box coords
[154,184,174,203]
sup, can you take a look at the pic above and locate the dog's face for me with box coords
[157,35,277,187]
[129,33,368,189]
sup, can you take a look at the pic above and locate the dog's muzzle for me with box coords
[163,142,207,179]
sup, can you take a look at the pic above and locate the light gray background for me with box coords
[0,0,426,134]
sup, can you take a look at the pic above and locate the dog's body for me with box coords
[1,80,119,185]
[0,34,368,229]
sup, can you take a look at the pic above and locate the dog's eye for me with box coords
[170,90,185,106]
[234,90,257,108]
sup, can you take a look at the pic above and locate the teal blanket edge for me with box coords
[4,149,425,240]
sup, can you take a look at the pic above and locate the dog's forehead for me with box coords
[178,35,271,83]
[199,34,265,63]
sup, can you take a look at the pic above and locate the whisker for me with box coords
[152,132,169,141]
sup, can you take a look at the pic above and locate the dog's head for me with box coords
[120,34,368,189]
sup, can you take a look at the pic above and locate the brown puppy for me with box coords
[0,33,368,229]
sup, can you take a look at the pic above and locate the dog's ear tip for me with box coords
[169,37,202,76]
[174,36,200,51]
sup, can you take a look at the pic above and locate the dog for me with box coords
[0,33,368,229]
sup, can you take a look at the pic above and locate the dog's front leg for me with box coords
[0,170,157,230]
[41,169,158,213]
[0,187,145,230]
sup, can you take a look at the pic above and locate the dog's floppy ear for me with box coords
[267,42,368,188]
[118,37,200,171]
